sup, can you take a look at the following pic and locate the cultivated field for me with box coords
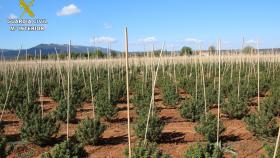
[1,51,280,158]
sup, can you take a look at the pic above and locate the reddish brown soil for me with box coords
[2,89,269,158]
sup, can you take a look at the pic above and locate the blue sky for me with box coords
[0,0,279,51]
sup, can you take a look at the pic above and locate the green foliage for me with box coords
[52,98,77,123]
[20,113,59,146]
[75,118,106,146]
[134,113,164,142]
[40,140,86,158]
[81,81,101,102]
[15,101,41,120]
[131,79,152,116]
[94,88,117,121]
[180,46,193,56]
[124,141,170,158]
[132,91,151,116]
[195,113,225,143]
[261,143,280,158]
[43,79,57,96]
[183,143,223,158]
[93,50,105,58]
[0,136,8,158]
[159,78,180,107]
[244,110,278,138]
[178,76,196,98]
[0,123,12,158]
[261,97,280,117]
[208,46,216,55]
[110,80,126,104]
[242,46,255,54]
[179,98,204,122]
[71,78,87,106]
[221,95,249,119]
[51,86,64,102]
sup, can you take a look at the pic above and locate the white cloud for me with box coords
[184,38,203,44]
[222,41,231,44]
[246,39,257,44]
[90,36,117,44]
[57,4,81,16]
[8,13,17,19]
[104,23,112,29]
[137,36,158,44]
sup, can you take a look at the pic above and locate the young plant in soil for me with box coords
[94,87,117,121]
[159,78,180,107]
[15,101,41,120]
[261,143,280,158]
[221,94,249,119]
[195,113,226,143]
[52,98,77,123]
[50,86,64,102]
[132,92,151,116]
[20,113,59,146]
[244,108,278,138]
[134,113,164,142]
[183,143,223,158]
[0,123,13,158]
[124,140,170,158]
[179,98,204,122]
[40,140,86,158]
[183,142,236,158]
[75,118,106,145]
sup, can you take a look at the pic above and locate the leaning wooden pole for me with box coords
[26,50,30,103]
[124,27,131,158]
[0,48,21,121]
[144,42,165,144]
[273,126,280,158]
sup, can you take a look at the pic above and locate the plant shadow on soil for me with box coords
[221,134,241,143]
[6,133,21,142]
[159,132,185,144]
[2,120,19,125]
[99,134,128,145]
[109,117,134,124]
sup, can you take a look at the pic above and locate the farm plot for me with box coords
[0,52,280,158]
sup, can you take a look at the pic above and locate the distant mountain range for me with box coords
[0,44,109,59]
[1,44,279,59]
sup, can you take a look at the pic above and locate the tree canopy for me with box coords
[180,46,193,56]
[243,46,255,54]
[208,46,216,55]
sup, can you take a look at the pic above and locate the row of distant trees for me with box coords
[19,50,119,60]
[18,46,256,60]
[180,45,255,56]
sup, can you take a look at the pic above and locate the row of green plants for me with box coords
[0,61,280,157]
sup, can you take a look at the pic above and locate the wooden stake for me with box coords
[144,42,165,144]
[40,50,44,117]
[124,27,131,158]
[0,48,21,121]
[87,48,95,118]
[26,50,30,103]
[273,126,280,158]
[199,46,207,116]
[257,40,260,111]
[217,40,221,145]
[67,40,71,141]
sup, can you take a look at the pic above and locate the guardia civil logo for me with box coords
[19,0,35,18]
